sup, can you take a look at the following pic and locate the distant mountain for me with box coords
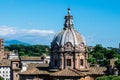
[5,40,30,46]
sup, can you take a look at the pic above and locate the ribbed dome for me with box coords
[51,8,86,48]
[52,28,86,47]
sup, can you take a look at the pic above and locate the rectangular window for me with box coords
[54,59,57,66]
[16,64,19,67]
[67,59,71,66]
[16,74,18,77]
[80,59,83,66]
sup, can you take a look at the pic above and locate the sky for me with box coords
[0,0,120,48]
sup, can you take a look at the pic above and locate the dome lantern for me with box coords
[64,8,74,30]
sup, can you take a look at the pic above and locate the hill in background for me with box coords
[5,40,30,46]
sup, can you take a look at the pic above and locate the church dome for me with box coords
[51,8,86,48]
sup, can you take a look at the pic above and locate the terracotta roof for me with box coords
[20,67,49,75]
[81,67,107,75]
[20,56,41,61]
[27,63,49,70]
[19,63,106,77]
[51,68,85,77]
[10,59,20,61]
[0,59,11,66]
[51,67,106,77]
[20,63,49,75]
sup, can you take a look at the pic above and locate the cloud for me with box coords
[25,29,54,36]
[0,25,55,45]
[0,25,16,36]
[0,25,55,36]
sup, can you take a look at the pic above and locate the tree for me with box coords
[103,59,110,66]
[115,59,120,71]
[96,75,119,80]
[93,52,104,59]
[112,76,120,80]
[19,51,25,56]
[88,57,97,64]
[0,76,4,80]
[105,50,117,59]
[5,44,50,56]
[94,44,103,52]
[96,76,109,80]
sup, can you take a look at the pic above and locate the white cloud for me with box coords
[0,25,55,36]
[25,29,54,36]
[0,25,16,36]
[0,25,55,45]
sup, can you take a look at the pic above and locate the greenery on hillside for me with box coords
[96,75,120,80]
[5,44,120,67]
[87,44,120,66]
[5,44,50,56]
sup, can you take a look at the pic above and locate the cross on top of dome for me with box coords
[68,8,71,15]
[64,8,74,30]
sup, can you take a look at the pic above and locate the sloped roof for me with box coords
[27,63,49,70]
[20,67,49,75]
[19,63,49,75]
[10,59,20,61]
[86,67,107,75]
[20,56,41,61]
[19,63,107,76]
[0,59,11,66]
[51,67,106,77]
[51,68,85,77]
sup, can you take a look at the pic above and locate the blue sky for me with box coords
[0,0,120,47]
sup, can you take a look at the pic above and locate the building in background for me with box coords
[0,39,5,60]
[0,59,11,80]
[0,39,50,80]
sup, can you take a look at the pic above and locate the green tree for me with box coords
[5,44,50,56]
[0,76,4,80]
[103,59,110,66]
[96,75,118,80]
[112,76,120,80]
[96,76,109,80]
[105,50,116,59]
[88,57,97,64]
[93,52,104,59]
[115,59,120,71]
[19,51,25,56]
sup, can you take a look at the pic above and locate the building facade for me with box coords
[0,39,5,60]
[0,59,11,80]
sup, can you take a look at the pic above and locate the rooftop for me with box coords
[19,63,107,76]
[20,56,42,61]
